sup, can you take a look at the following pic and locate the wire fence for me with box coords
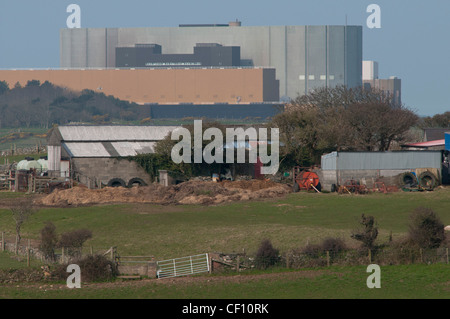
[0,234,116,266]
[212,247,450,272]
[1,232,448,273]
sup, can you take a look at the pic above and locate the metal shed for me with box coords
[321,151,442,171]
[319,151,444,192]
[47,125,181,188]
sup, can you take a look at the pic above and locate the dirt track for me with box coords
[10,268,332,291]
[34,180,291,207]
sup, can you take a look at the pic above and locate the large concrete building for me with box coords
[60,23,363,100]
[116,43,241,68]
[362,60,402,106]
[0,68,279,104]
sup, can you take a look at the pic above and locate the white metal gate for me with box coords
[157,253,209,279]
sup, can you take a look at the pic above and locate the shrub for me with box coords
[53,255,117,283]
[39,222,58,262]
[321,237,347,253]
[254,239,280,269]
[351,214,378,249]
[58,229,93,258]
[301,243,322,258]
[408,207,445,249]
[58,229,92,248]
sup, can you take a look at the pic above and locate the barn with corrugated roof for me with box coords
[47,125,180,188]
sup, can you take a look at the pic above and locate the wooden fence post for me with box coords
[420,248,423,263]
[1,232,4,252]
[446,248,449,264]
[62,247,65,264]
[286,253,290,269]
[209,255,213,274]
[27,239,30,267]
[326,251,330,267]
[368,249,372,264]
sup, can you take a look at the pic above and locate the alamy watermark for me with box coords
[66,4,81,29]
[366,264,381,288]
[170,120,280,175]
[366,4,381,29]
[66,264,81,288]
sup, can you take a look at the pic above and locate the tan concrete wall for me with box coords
[0,68,279,104]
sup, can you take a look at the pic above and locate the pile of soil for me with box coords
[35,180,291,207]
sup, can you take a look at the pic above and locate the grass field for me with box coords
[0,263,448,299]
[1,152,47,164]
[0,251,42,269]
[0,187,449,259]
[0,187,449,300]
[0,128,48,152]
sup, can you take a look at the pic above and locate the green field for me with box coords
[0,251,42,269]
[1,152,47,165]
[1,188,449,259]
[0,263,448,299]
[0,188,449,299]
[0,128,48,152]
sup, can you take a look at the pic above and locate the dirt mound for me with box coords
[222,179,280,191]
[36,180,291,207]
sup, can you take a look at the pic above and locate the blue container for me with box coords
[445,132,450,151]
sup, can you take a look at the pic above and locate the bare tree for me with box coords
[10,198,37,254]
[269,85,419,168]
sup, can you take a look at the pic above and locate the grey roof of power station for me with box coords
[60,24,362,101]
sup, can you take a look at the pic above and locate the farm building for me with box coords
[402,129,450,151]
[318,151,449,192]
[46,125,181,188]
[446,132,450,151]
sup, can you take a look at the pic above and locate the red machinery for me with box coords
[338,179,369,194]
[292,167,321,192]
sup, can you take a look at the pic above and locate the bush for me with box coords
[321,237,347,253]
[53,255,117,283]
[408,207,445,249]
[254,239,280,269]
[58,229,92,248]
[39,222,58,262]
[58,229,93,258]
[351,214,378,249]
[294,237,348,267]
[301,243,322,258]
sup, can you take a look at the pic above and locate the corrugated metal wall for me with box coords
[321,151,442,170]
[321,151,338,170]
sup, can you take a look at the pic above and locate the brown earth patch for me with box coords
[34,180,291,207]
[15,269,334,291]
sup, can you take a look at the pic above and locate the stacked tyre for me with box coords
[418,171,438,191]
[399,172,417,188]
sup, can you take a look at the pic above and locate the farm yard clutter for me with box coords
[35,180,290,207]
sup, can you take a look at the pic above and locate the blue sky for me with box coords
[0,0,449,116]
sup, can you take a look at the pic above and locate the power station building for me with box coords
[0,68,279,105]
[116,43,241,68]
[60,22,363,101]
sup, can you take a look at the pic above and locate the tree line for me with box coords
[139,85,442,175]
[268,85,421,169]
[0,80,149,128]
